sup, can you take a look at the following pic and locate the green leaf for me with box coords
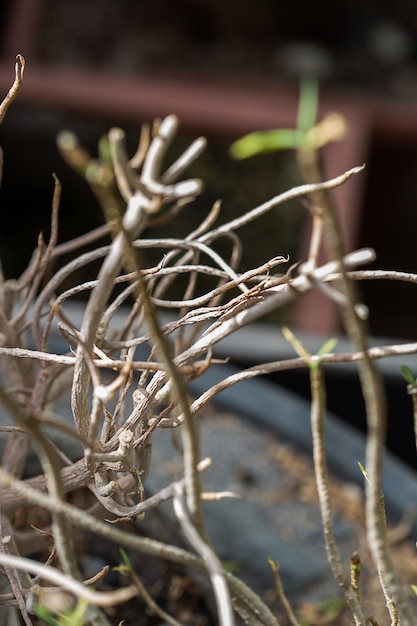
[317,337,338,356]
[35,600,89,626]
[229,129,304,160]
[68,599,89,625]
[98,134,112,166]
[117,548,133,571]
[400,365,417,387]
[34,606,61,626]
[412,584,417,595]
[357,461,369,482]
[229,76,320,160]
[297,76,319,134]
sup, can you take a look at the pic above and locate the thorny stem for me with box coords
[350,552,361,605]
[315,172,417,624]
[294,133,416,624]
[310,366,366,625]
[108,120,208,530]
[333,259,414,623]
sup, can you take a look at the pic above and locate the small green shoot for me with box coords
[400,365,417,388]
[229,127,305,159]
[229,71,348,185]
[297,76,319,136]
[119,548,131,568]
[229,77,318,160]
[282,326,337,371]
[34,606,62,626]
[34,598,88,626]
[317,337,338,357]
[98,134,113,167]
[113,548,133,576]
[357,461,369,482]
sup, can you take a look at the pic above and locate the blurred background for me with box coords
[1,0,417,338]
[3,1,417,468]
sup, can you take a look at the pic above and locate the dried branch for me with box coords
[268,559,300,626]
[0,54,25,126]
[173,483,235,626]
[0,553,138,607]
[200,165,364,244]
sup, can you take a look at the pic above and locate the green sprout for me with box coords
[229,77,318,159]
[282,326,337,371]
[229,75,347,167]
[34,598,88,626]
[400,365,417,388]
[357,461,369,482]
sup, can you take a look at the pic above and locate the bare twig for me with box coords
[0,553,137,607]
[0,55,25,126]
[173,483,235,626]
[200,165,365,244]
[268,559,300,626]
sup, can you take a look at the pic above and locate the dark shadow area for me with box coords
[359,135,417,339]
[0,104,303,322]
